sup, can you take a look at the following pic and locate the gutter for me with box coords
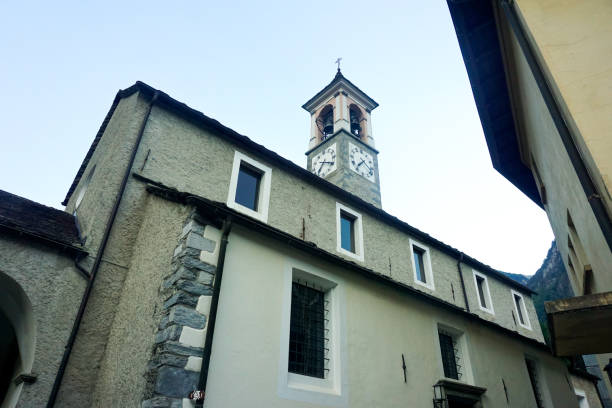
[46,91,159,407]
[500,0,612,252]
[190,214,232,406]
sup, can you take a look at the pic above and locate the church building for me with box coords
[0,72,601,407]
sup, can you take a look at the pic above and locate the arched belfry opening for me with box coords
[349,104,364,138]
[0,272,35,408]
[316,105,334,141]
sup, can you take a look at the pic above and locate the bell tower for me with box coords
[304,69,382,207]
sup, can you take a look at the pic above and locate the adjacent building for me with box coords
[0,74,600,407]
[446,0,612,405]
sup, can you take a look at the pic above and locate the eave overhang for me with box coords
[545,291,612,356]
[446,0,542,208]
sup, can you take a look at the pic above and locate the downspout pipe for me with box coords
[47,91,159,407]
[193,216,233,407]
[457,253,470,313]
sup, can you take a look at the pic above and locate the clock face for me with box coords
[311,143,337,178]
[349,142,375,182]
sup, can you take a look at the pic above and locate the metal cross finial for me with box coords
[335,57,342,72]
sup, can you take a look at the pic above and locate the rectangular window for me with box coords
[413,247,426,284]
[439,331,460,380]
[525,359,544,408]
[476,276,487,308]
[410,239,434,290]
[234,164,261,211]
[340,212,355,253]
[288,282,327,378]
[512,290,531,330]
[335,203,364,262]
[227,151,272,222]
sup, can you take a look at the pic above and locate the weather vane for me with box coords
[335,57,342,72]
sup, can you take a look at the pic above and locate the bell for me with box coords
[350,118,361,136]
[323,115,334,135]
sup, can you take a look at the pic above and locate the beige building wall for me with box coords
[514,0,612,216]
[204,228,578,407]
[499,5,612,296]
[497,5,612,402]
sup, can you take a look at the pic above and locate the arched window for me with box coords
[316,105,334,140]
[0,272,35,407]
[349,105,363,137]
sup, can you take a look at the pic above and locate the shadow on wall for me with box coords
[0,272,36,408]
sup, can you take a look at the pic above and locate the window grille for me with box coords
[289,281,329,378]
[439,331,462,380]
[525,359,544,408]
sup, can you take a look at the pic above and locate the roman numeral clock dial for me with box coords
[311,143,337,178]
[349,142,375,182]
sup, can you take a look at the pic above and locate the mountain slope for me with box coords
[526,240,573,343]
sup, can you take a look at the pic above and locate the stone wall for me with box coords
[142,211,221,408]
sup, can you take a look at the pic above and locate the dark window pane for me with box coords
[340,213,355,252]
[413,248,426,283]
[515,295,525,324]
[476,276,487,308]
[525,359,544,408]
[235,164,261,210]
[439,332,458,380]
[289,282,325,378]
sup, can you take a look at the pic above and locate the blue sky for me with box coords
[0,1,553,274]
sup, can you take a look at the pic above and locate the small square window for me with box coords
[409,239,434,290]
[227,151,272,222]
[472,270,494,315]
[340,212,355,253]
[511,290,531,330]
[335,203,364,262]
[235,164,261,211]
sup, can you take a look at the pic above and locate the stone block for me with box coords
[181,257,216,274]
[168,305,206,329]
[164,292,199,309]
[155,325,182,343]
[155,366,199,398]
[142,396,183,408]
[163,267,197,290]
[157,341,203,357]
[181,220,205,239]
[196,271,214,286]
[196,296,212,315]
[177,280,213,296]
[179,326,205,348]
[185,232,215,252]
[185,356,203,372]
[147,353,189,370]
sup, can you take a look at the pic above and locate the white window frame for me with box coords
[409,239,435,291]
[472,270,494,315]
[227,151,272,223]
[575,389,590,408]
[335,203,364,262]
[511,289,532,330]
[278,258,348,407]
[433,322,475,385]
[74,164,96,211]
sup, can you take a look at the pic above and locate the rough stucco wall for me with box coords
[514,0,612,212]
[0,234,86,408]
[91,194,189,407]
[503,13,612,295]
[56,93,154,407]
[571,374,604,408]
[134,106,542,343]
[204,228,573,408]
